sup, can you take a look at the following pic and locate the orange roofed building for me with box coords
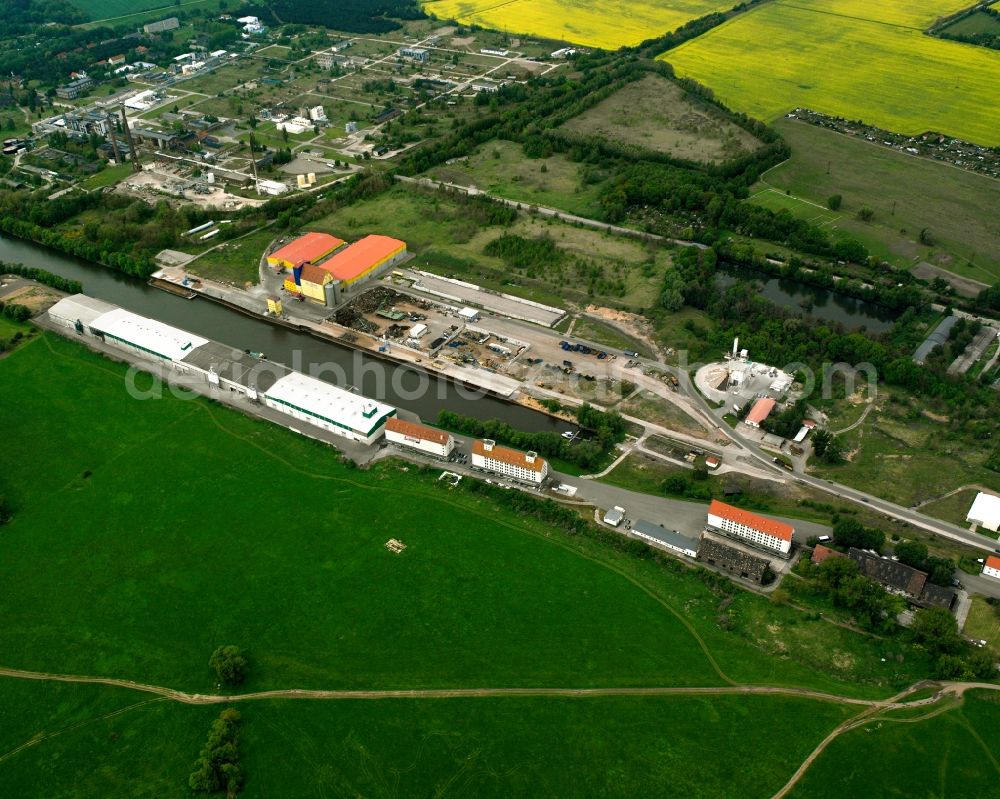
[471,439,548,485]
[744,397,776,429]
[267,232,344,269]
[385,417,455,459]
[706,499,794,556]
[321,234,407,286]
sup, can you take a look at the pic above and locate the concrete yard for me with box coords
[398,268,566,327]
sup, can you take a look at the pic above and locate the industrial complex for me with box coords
[275,231,409,307]
[47,295,397,445]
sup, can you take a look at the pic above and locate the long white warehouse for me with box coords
[263,371,396,445]
[90,307,209,361]
[385,417,455,459]
[47,294,396,446]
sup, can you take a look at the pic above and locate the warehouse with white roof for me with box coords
[46,295,396,446]
[89,308,208,362]
[47,294,117,333]
[967,492,1000,533]
[263,371,396,444]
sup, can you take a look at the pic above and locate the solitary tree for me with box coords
[210,646,249,686]
[827,194,842,211]
[857,205,875,222]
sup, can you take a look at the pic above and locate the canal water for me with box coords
[0,235,566,433]
[717,270,896,333]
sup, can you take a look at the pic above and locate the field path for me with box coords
[768,681,1000,798]
[1,667,995,708]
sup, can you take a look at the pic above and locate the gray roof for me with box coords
[849,548,927,596]
[632,520,698,553]
[697,536,769,582]
[913,315,958,363]
[917,583,958,610]
[180,340,287,393]
[47,294,117,328]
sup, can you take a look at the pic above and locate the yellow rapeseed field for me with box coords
[422,0,733,49]
[664,1,1000,145]
[782,0,969,29]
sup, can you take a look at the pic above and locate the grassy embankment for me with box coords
[747,118,1000,284]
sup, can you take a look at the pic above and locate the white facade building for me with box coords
[706,499,793,556]
[471,439,548,485]
[263,372,395,445]
[983,555,1000,581]
[967,492,1000,533]
[385,417,455,459]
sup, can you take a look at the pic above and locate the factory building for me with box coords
[262,371,396,445]
[706,499,793,556]
[269,232,345,270]
[471,439,548,485]
[385,417,455,459]
[321,235,407,288]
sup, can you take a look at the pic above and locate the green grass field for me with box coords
[749,119,1000,283]
[1,330,992,794]
[811,398,1000,508]
[311,185,667,310]
[0,677,858,799]
[560,73,762,163]
[77,164,134,191]
[787,690,1000,799]
[72,0,224,25]
[185,227,277,285]
[665,0,1000,147]
[428,140,607,218]
[965,596,1000,645]
[919,488,981,529]
[939,9,1000,36]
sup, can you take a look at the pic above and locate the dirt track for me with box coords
[1,666,997,795]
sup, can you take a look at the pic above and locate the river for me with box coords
[717,270,896,333]
[0,235,566,433]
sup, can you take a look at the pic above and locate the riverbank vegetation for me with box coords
[437,403,626,472]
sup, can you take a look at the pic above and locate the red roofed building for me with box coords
[321,234,407,286]
[385,417,455,459]
[744,397,776,428]
[471,439,548,485]
[267,232,344,269]
[707,499,794,556]
[812,544,846,565]
[983,555,1000,581]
